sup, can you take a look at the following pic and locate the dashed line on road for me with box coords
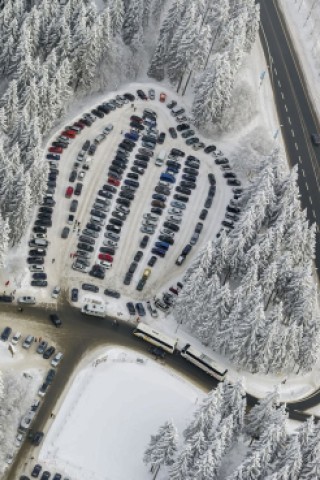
[305,182,309,191]
[295,143,299,150]
[298,156,302,163]
[284,104,288,112]
[309,196,313,205]
[281,92,284,99]
[274,68,278,75]
[302,168,306,177]
[288,117,291,125]
[291,129,295,137]
[313,210,317,220]
[278,80,281,87]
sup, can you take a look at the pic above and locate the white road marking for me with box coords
[305,182,309,190]
[284,104,288,112]
[309,196,313,205]
[302,169,306,177]
[281,92,284,99]
[288,117,291,124]
[291,129,295,137]
[274,68,278,75]
[278,80,281,87]
[295,143,298,150]
[298,156,302,163]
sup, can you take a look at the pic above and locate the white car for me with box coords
[166,215,182,224]
[148,89,155,100]
[99,261,113,269]
[146,301,158,318]
[168,208,183,216]
[15,433,24,447]
[29,265,44,272]
[17,296,36,305]
[51,352,63,367]
[78,170,86,180]
[33,233,47,239]
[6,454,13,465]
[51,286,61,299]
[11,332,21,345]
[22,335,34,349]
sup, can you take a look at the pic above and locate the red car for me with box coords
[160,92,167,103]
[98,253,113,262]
[61,130,77,138]
[49,146,63,153]
[169,286,179,295]
[65,186,74,198]
[108,177,120,187]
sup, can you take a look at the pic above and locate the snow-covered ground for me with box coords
[27,346,203,480]
[279,0,320,120]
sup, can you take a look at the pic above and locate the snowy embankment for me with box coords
[279,0,320,121]
[37,346,203,480]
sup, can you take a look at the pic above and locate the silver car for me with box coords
[148,89,155,100]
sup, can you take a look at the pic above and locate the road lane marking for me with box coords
[281,92,284,99]
[309,196,313,205]
[295,143,298,150]
[302,168,306,177]
[298,156,302,163]
[305,182,309,190]
[288,117,291,124]
[278,80,281,87]
[291,129,295,137]
[274,68,277,75]
[313,210,317,220]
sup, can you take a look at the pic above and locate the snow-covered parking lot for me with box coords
[32,346,203,480]
[7,85,233,307]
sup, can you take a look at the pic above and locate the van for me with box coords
[155,150,166,166]
[160,173,176,184]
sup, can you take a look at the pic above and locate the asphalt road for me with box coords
[259,0,320,273]
[4,299,320,479]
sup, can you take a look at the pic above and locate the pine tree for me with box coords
[0,214,10,267]
[144,420,178,473]
[170,443,192,480]
[108,0,124,35]
[122,0,143,45]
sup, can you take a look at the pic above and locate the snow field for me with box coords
[36,346,203,480]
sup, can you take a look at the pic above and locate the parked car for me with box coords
[82,283,99,292]
[1,327,12,341]
[49,314,62,327]
[135,303,146,316]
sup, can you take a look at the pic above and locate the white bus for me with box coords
[133,323,178,353]
[181,344,228,381]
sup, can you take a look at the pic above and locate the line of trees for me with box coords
[144,384,320,479]
[147,0,260,128]
[173,151,319,375]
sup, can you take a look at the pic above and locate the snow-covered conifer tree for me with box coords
[144,420,178,474]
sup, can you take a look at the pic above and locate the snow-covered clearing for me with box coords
[34,346,203,480]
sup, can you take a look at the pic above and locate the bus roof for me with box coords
[135,322,178,347]
[183,345,228,374]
